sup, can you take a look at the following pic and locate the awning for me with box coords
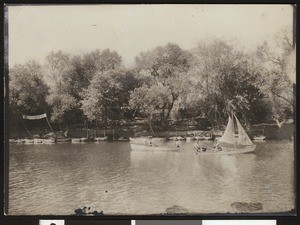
[22,113,47,120]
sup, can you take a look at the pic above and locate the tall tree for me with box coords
[45,52,84,127]
[132,43,193,127]
[9,61,49,116]
[256,27,294,120]
[81,69,138,127]
[46,49,123,127]
[188,39,271,128]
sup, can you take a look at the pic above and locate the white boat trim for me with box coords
[130,143,180,151]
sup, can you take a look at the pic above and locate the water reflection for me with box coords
[9,140,294,215]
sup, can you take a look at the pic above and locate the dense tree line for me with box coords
[9,31,294,132]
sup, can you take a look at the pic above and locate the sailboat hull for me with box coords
[196,145,256,155]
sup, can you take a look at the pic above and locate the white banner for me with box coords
[22,113,47,120]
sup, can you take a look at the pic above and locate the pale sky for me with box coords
[8,4,293,67]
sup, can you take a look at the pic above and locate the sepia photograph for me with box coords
[6,4,295,216]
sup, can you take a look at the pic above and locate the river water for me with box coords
[8,140,295,215]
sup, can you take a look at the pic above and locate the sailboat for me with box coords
[196,114,256,155]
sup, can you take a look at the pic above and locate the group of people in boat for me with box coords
[146,137,222,152]
[194,139,222,153]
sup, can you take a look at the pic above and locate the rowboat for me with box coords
[80,138,88,142]
[24,139,34,144]
[34,138,43,143]
[130,143,180,151]
[94,137,108,142]
[56,138,71,142]
[16,139,25,144]
[72,138,82,143]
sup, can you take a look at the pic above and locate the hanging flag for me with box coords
[22,113,47,120]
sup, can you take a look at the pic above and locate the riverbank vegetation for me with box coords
[9,29,295,137]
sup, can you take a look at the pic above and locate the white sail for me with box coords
[234,114,253,146]
[219,116,235,146]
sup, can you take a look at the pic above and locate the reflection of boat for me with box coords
[197,114,256,155]
[130,143,180,151]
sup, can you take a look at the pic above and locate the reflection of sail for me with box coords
[219,116,235,147]
[234,115,253,146]
[218,155,238,175]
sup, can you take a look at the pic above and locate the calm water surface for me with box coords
[9,140,295,215]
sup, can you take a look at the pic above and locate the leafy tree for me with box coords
[132,43,193,127]
[45,52,84,127]
[81,69,138,128]
[46,49,123,127]
[82,49,122,80]
[45,51,72,87]
[187,39,271,128]
[9,61,49,117]
[256,27,294,120]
